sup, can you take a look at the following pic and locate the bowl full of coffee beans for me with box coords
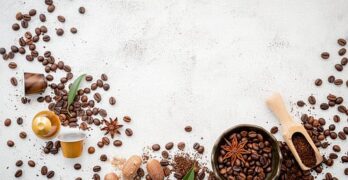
[211,124,282,180]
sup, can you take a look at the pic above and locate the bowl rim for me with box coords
[211,124,283,180]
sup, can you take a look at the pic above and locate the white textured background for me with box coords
[0,0,348,179]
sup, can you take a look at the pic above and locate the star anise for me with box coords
[221,135,250,166]
[101,117,123,138]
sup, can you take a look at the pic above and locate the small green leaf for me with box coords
[183,166,195,180]
[67,74,86,112]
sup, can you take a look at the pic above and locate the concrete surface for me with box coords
[0,0,348,179]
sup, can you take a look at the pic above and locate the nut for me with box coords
[146,159,165,180]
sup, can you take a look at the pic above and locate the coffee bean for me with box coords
[345,168,348,175]
[344,127,348,134]
[123,116,131,123]
[74,163,81,170]
[97,141,104,148]
[320,103,329,110]
[16,160,23,167]
[41,166,48,175]
[43,35,50,42]
[96,79,103,87]
[338,131,346,140]
[321,52,330,59]
[333,145,341,152]
[18,47,25,54]
[10,77,18,87]
[109,97,116,105]
[23,14,31,21]
[314,78,322,86]
[103,83,110,91]
[0,48,6,54]
[338,38,347,46]
[19,132,27,139]
[93,174,100,180]
[197,145,205,154]
[339,48,346,56]
[335,64,343,71]
[70,27,78,34]
[93,165,101,172]
[40,25,48,33]
[152,144,160,151]
[9,62,17,69]
[29,9,36,16]
[334,79,343,85]
[79,7,86,14]
[102,137,110,145]
[113,140,122,147]
[56,28,64,36]
[329,153,338,159]
[88,146,95,154]
[15,169,22,178]
[91,83,97,90]
[57,15,65,22]
[341,57,348,65]
[16,12,23,20]
[17,117,23,125]
[4,118,11,126]
[47,170,55,178]
[333,115,340,123]
[335,97,343,104]
[330,132,337,139]
[297,100,305,107]
[165,142,174,150]
[177,142,185,150]
[28,160,35,167]
[21,20,28,28]
[39,14,46,22]
[184,125,192,132]
[338,105,347,113]
[125,128,133,136]
[307,96,316,105]
[342,156,348,162]
[93,93,101,102]
[318,118,325,125]
[328,75,335,83]
[270,126,278,134]
[161,150,169,159]
[47,5,55,13]
[12,23,20,31]
[100,154,107,161]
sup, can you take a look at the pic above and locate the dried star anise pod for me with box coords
[222,135,249,166]
[101,117,123,138]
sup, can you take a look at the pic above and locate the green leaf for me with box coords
[67,74,86,112]
[183,166,195,180]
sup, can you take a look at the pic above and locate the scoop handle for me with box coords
[266,93,295,128]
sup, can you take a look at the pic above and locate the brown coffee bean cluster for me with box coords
[217,131,272,180]
[43,140,61,155]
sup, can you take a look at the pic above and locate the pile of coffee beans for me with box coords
[216,131,272,180]
[43,140,61,155]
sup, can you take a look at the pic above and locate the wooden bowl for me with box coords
[211,124,282,180]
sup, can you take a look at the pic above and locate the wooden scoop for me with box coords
[266,93,323,170]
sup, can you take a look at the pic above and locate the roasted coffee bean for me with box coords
[28,160,36,167]
[21,20,28,28]
[123,116,131,123]
[41,166,48,175]
[161,150,169,159]
[101,74,108,81]
[338,105,347,113]
[47,5,55,13]
[4,118,11,126]
[18,47,25,54]
[93,165,101,172]
[177,142,185,150]
[85,75,93,81]
[320,103,329,110]
[297,100,305,107]
[185,125,192,132]
[93,174,100,180]
[334,79,343,85]
[79,7,86,14]
[99,109,107,117]
[113,140,122,147]
[197,145,205,154]
[338,131,346,140]
[56,28,64,36]
[91,83,97,90]
[29,9,37,16]
[314,78,322,86]
[333,145,341,152]
[338,38,347,46]
[103,83,110,91]
[100,154,107,161]
[39,14,46,22]
[70,27,78,34]
[22,14,31,21]
[339,48,346,56]
[321,52,330,59]
[47,171,55,178]
[46,75,54,81]
[344,127,348,134]
[97,141,104,148]
[342,156,348,162]
[10,77,18,86]
[307,96,316,105]
[43,35,50,42]
[341,57,348,65]
[16,12,23,20]
[74,163,81,170]
[335,97,343,104]
[9,62,17,69]
[152,144,160,151]
[88,146,95,154]
[17,117,23,125]
[40,25,48,33]
[165,142,174,150]
[0,47,6,54]
[345,168,348,175]
[335,64,343,71]
[102,137,110,145]
[329,124,336,131]
[109,97,116,105]
[57,15,65,22]
[15,169,22,178]
[328,75,335,83]
[16,160,23,167]
[333,115,340,123]
[12,23,20,31]
[270,126,278,134]
[160,159,169,166]
[330,132,337,139]
[19,131,27,139]
[125,128,133,136]
[96,79,103,87]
